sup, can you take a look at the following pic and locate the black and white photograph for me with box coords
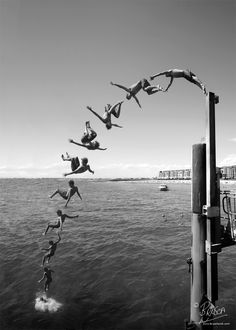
[1,0,236,329]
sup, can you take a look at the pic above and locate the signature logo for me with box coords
[199,301,228,325]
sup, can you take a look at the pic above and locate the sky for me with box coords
[1,0,236,178]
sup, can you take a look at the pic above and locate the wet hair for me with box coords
[44,267,48,271]
[69,180,74,186]
[57,210,62,215]
[106,123,112,130]
[49,240,53,245]
[126,94,131,100]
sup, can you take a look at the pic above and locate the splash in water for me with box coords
[35,292,62,312]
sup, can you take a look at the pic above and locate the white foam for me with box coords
[35,292,62,312]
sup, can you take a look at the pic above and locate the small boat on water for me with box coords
[159,184,168,191]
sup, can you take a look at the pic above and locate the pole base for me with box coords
[184,319,196,330]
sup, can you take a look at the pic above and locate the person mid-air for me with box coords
[110,79,164,109]
[150,68,207,95]
[49,179,82,207]
[69,121,106,150]
[62,153,94,176]
[86,101,124,130]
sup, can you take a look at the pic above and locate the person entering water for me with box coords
[43,210,79,235]
[38,267,54,292]
[62,153,94,176]
[50,179,82,207]
[40,296,48,303]
[41,233,61,266]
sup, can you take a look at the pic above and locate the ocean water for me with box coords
[0,179,235,330]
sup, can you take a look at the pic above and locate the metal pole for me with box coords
[190,143,207,329]
[205,92,221,304]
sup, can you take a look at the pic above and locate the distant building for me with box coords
[158,169,191,180]
[221,165,236,180]
[159,165,236,180]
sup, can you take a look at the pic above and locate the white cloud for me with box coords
[40,162,65,170]
[95,162,191,178]
[17,164,34,169]
[97,163,190,170]
[0,162,67,178]
[219,154,236,167]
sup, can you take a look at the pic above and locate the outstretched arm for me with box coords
[41,247,50,251]
[150,71,168,80]
[38,273,46,283]
[69,139,87,148]
[86,106,105,123]
[87,165,94,174]
[98,147,107,150]
[65,214,79,219]
[110,82,131,93]
[112,123,123,128]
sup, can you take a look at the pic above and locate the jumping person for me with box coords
[69,138,107,151]
[86,101,124,130]
[150,69,207,95]
[38,267,54,292]
[69,121,107,150]
[110,79,164,109]
[81,121,97,144]
[42,210,79,235]
[62,153,94,176]
[50,179,82,207]
[41,233,61,266]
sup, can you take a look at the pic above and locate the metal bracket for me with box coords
[202,205,220,218]
[205,240,221,255]
[214,95,219,104]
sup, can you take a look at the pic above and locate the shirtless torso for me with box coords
[128,79,145,95]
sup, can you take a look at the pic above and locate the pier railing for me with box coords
[220,190,236,244]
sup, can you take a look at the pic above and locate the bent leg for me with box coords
[82,130,97,143]
[50,190,59,198]
[61,154,71,161]
[45,280,50,292]
[42,255,46,266]
[110,101,123,118]
[88,129,97,141]
[81,122,91,143]
[57,190,68,200]
[141,79,150,90]
[144,85,164,95]
[43,225,50,235]
[81,134,89,144]
[71,157,80,171]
